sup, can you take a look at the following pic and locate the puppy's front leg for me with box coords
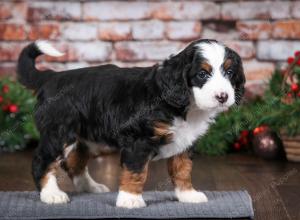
[116,156,149,209]
[167,152,208,203]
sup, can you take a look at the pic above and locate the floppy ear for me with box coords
[156,46,195,112]
[234,60,246,105]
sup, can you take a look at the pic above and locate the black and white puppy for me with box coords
[17,39,245,208]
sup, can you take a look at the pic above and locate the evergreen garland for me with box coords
[0,78,38,152]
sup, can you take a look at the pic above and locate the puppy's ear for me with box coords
[234,60,246,105]
[156,46,195,111]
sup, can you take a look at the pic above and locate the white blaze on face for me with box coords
[193,42,235,110]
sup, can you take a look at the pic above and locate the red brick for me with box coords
[292,2,300,19]
[0,23,26,40]
[83,1,219,21]
[151,1,220,20]
[98,22,132,41]
[83,1,150,21]
[201,29,239,41]
[243,60,275,81]
[115,42,182,61]
[0,43,24,61]
[0,63,16,76]
[244,81,268,100]
[27,2,81,21]
[236,21,272,40]
[269,1,291,19]
[257,41,300,61]
[166,21,201,40]
[222,1,290,20]
[28,23,60,40]
[132,21,164,40]
[273,20,300,39]
[71,42,113,62]
[0,3,12,20]
[0,2,27,21]
[62,23,97,41]
[225,41,255,59]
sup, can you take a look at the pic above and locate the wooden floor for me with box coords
[0,149,299,220]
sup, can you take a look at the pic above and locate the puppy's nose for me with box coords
[215,92,228,104]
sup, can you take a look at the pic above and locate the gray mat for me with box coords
[0,191,254,219]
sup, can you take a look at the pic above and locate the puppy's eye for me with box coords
[197,70,209,79]
[225,69,234,78]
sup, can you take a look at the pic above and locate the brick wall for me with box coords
[0,0,300,97]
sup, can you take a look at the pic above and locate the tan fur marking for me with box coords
[200,62,212,74]
[152,121,173,143]
[167,152,193,191]
[119,162,149,194]
[40,161,59,188]
[223,59,232,70]
[64,143,89,177]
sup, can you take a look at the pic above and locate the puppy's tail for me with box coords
[17,41,64,90]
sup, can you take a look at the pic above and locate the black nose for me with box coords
[215,92,228,104]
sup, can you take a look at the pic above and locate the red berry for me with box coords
[234,142,241,150]
[8,104,18,113]
[287,92,293,98]
[287,57,294,64]
[241,130,249,137]
[0,96,3,103]
[291,83,299,92]
[295,51,300,57]
[253,125,269,135]
[2,105,9,111]
[2,85,9,93]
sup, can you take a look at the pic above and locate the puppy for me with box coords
[17,39,245,208]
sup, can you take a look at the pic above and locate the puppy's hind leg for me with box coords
[62,141,109,193]
[32,137,70,204]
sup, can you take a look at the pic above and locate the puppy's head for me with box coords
[159,39,245,113]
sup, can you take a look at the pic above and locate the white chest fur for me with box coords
[152,108,218,160]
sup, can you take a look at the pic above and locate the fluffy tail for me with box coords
[17,41,64,90]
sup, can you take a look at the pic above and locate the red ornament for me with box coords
[287,57,294,64]
[0,96,3,103]
[2,85,9,93]
[291,83,299,92]
[8,104,18,113]
[234,142,241,150]
[295,51,300,57]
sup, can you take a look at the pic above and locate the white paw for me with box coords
[88,183,110,193]
[175,188,208,203]
[40,189,70,204]
[116,191,146,209]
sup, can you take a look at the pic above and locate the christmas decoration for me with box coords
[251,126,284,160]
[0,78,38,152]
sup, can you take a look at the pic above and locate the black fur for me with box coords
[17,39,245,190]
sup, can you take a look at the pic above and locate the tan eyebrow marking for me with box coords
[223,59,232,70]
[200,62,212,74]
